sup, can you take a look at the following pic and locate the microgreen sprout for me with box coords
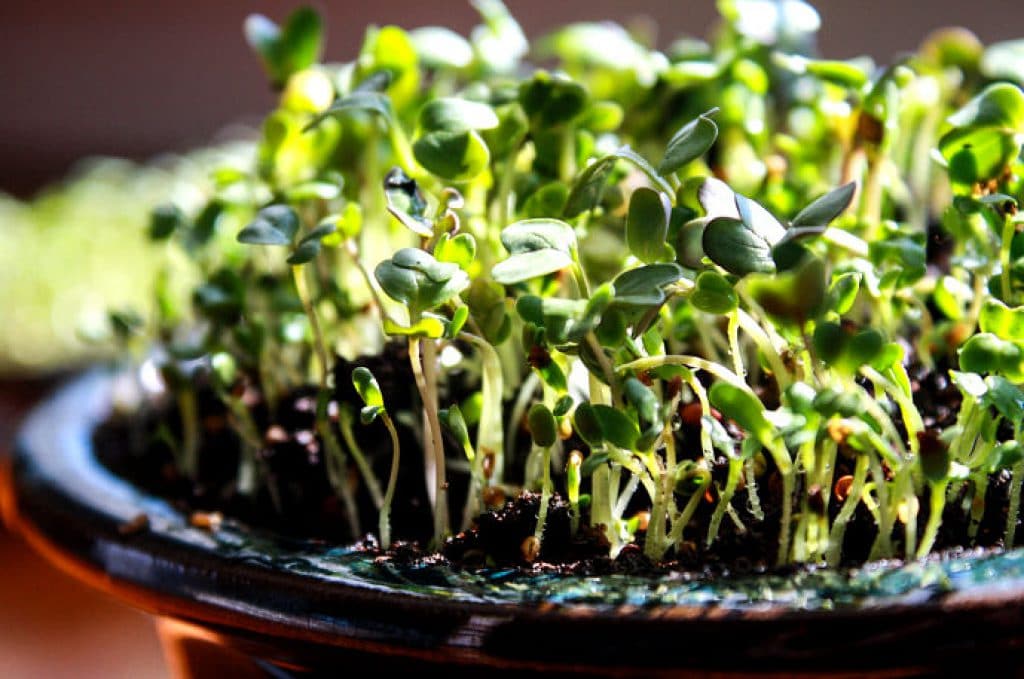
[107,1,1024,574]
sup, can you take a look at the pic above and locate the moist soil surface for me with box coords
[95,337,1019,579]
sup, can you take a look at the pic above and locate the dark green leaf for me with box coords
[747,255,827,323]
[493,219,577,284]
[413,130,490,181]
[553,395,574,417]
[611,263,684,308]
[918,430,950,483]
[984,376,1024,425]
[690,270,738,314]
[658,108,719,175]
[829,272,861,314]
[149,204,185,241]
[238,205,299,246]
[791,182,856,227]
[493,250,574,285]
[940,127,1021,186]
[709,381,773,447]
[519,71,587,126]
[245,7,323,87]
[287,239,321,264]
[109,309,143,340]
[563,155,617,218]
[383,167,432,236]
[626,187,675,263]
[590,404,640,450]
[703,217,776,276]
[580,450,611,476]
[440,405,472,450]
[522,182,569,219]
[528,403,558,447]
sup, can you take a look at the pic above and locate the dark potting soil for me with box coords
[94,341,1020,579]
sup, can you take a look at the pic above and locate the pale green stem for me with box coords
[860,365,923,457]
[291,265,330,388]
[319,418,361,539]
[967,471,989,543]
[727,310,745,382]
[338,407,385,509]
[586,331,620,404]
[506,371,540,463]
[867,452,895,560]
[457,333,505,526]
[827,452,870,567]
[534,445,553,545]
[644,464,671,562]
[706,457,742,547]
[618,354,748,389]
[775,453,795,566]
[591,463,618,556]
[409,335,449,548]
[735,309,791,389]
[916,479,949,559]
[378,412,401,549]
[743,458,764,522]
[668,484,705,548]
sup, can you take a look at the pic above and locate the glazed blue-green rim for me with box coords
[7,372,1024,672]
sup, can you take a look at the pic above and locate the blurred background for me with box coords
[3,0,1024,197]
[1,1,1023,676]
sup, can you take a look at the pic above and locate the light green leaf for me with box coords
[959,333,1024,381]
[375,248,470,315]
[382,315,447,339]
[304,91,394,131]
[434,232,477,269]
[947,82,1024,129]
[419,97,499,134]
[492,250,573,285]
[982,40,1024,85]
[980,298,1024,341]
[352,367,384,409]
[410,27,474,69]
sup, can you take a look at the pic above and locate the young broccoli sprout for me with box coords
[116,0,1024,572]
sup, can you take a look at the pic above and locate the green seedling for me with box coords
[97,1,1024,574]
